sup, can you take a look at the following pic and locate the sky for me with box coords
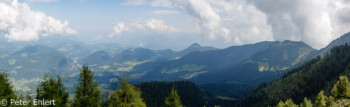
[0,0,350,50]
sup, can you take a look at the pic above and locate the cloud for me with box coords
[121,0,148,6]
[108,22,130,37]
[151,10,178,15]
[248,0,346,49]
[109,19,178,38]
[130,0,350,48]
[146,18,178,32]
[0,0,77,42]
[148,0,274,44]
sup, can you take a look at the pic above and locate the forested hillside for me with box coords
[136,81,207,107]
[242,44,350,106]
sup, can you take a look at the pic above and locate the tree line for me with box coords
[276,76,350,107]
[241,43,350,106]
[0,65,183,107]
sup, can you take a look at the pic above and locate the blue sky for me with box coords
[21,0,202,49]
[1,0,350,50]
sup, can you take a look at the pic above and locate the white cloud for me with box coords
[151,10,178,15]
[148,0,274,45]
[108,22,130,38]
[121,0,148,6]
[248,0,350,49]
[109,19,178,38]
[126,0,350,48]
[146,18,178,32]
[0,0,77,42]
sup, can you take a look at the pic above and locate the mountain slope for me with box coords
[79,47,156,74]
[225,40,317,83]
[37,36,91,59]
[0,45,78,79]
[317,32,350,56]
[80,51,112,65]
[186,41,317,101]
[241,44,350,107]
[132,41,279,83]
[174,43,218,57]
[113,47,156,62]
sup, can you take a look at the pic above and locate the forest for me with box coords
[0,66,186,107]
[241,43,350,107]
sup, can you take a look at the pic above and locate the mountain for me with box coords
[154,49,175,59]
[317,32,350,56]
[224,40,317,83]
[80,51,112,66]
[79,47,157,75]
[0,45,78,79]
[0,45,78,93]
[0,38,34,58]
[132,41,316,85]
[52,42,90,60]
[174,43,218,57]
[37,36,91,59]
[241,44,350,107]
[179,41,315,101]
[120,40,317,103]
[113,47,156,62]
[88,43,130,54]
[131,41,279,83]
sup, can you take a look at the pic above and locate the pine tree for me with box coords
[315,90,327,107]
[165,87,183,107]
[300,97,312,107]
[283,99,297,107]
[26,92,33,107]
[0,71,16,103]
[331,76,350,99]
[276,101,284,107]
[326,96,334,106]
[108,78,146,107]
[73,66,101,107]
[36,74,69,107]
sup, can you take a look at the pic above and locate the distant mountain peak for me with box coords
[175,43,217,57]
[189,43,201,48]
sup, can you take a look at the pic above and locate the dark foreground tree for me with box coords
[36,74,69,107]
[73,66,101,107]
[165,88,183,107]
[0,71,16,101]
[108,78,146,107]
[26,92,34,107]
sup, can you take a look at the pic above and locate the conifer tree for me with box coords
[73,66,101,107]
[300,97,312,107]
[36,74,69,107]
[276,101,284,107]
[108,78,146,107]
[331,76,350,99]
[283,99,297,107]
[326,96,334,106]
[26,92,33,107]
[315,90,327,107]
[0,71,16,103]
[165,87,183,107]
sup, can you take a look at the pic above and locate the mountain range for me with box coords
[1,32,350,104]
